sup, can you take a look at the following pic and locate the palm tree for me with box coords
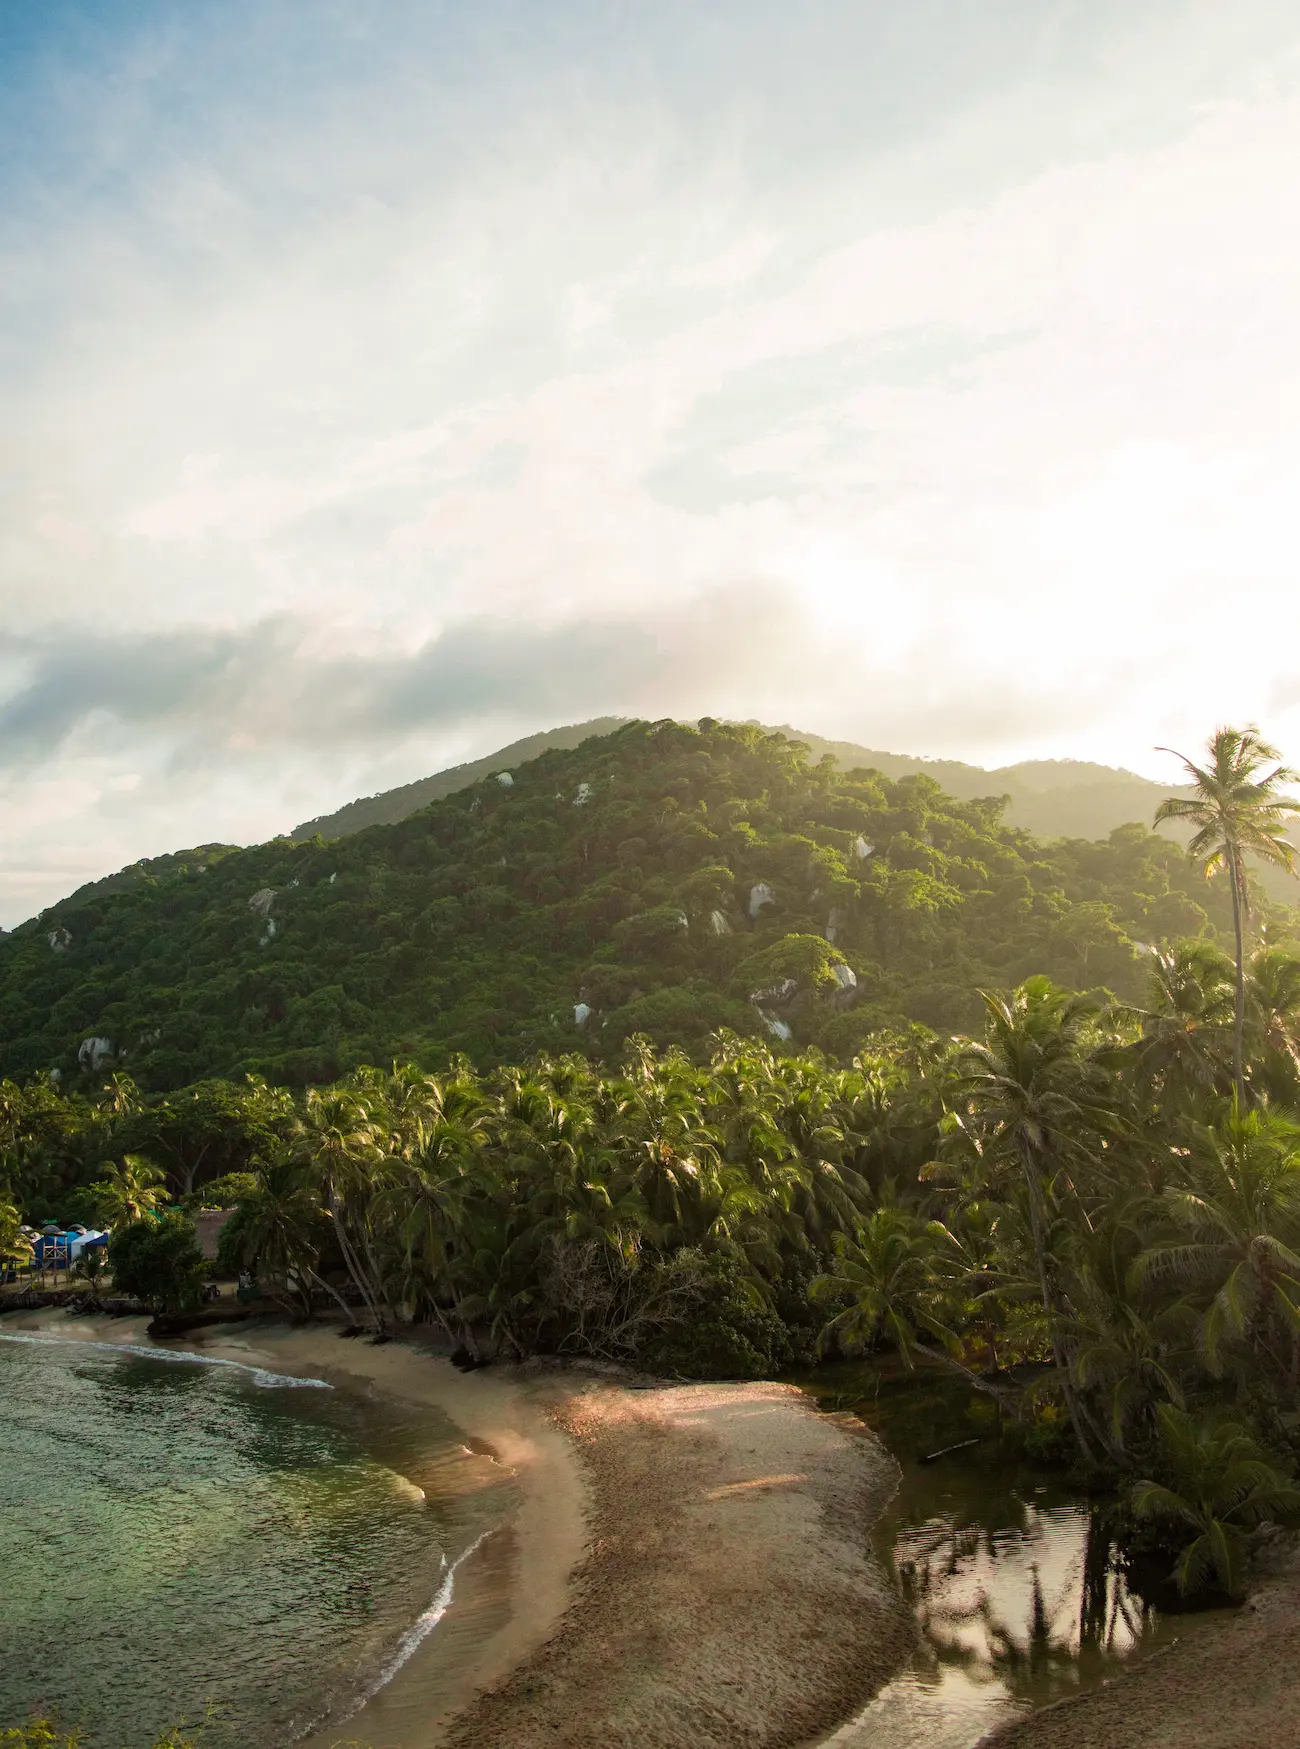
[1131,1403,1300,1595]
[89,1154,166,1231]
[225,1158,347,1319]
[295,1087,388,1333]
[1155,727,1300,1100]
[1246,945,1300,1104]
[812,1204,1008,1399]
[1139,1101,1300,1384]
[1112,943,1236,1111]
[957,978,1122,1461]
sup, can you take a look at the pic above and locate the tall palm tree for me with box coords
[295,1087,388,1333]
[957,978,1123,1462]
[1155,727,1300,1100]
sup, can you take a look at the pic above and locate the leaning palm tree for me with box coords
[811,1204,1010,1401]
[1155,727,1300,1100]
[295,1087,388,1333]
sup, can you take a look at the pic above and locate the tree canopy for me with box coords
[0,719,1284,1093]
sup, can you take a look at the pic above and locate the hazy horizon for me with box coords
[6,2,1300,921]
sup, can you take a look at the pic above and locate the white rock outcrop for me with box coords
[748,882,776,918]
[825,906,847,944]
[750,977,799,1008]
[77,1037,114,1073]
[248,888,276,918]
[48,926,72,953]
[710,909,732,936]
[852,836,874,860]
[496,771,515,787]
[763,1015,793,1042]
[574,782,593,806]
[831,963,857,992]
[574,1002,592,1028]
[260,919,277,946]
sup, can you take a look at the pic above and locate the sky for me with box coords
[4,0,1300,925]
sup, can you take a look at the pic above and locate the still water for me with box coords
[812,1370,1233,1749]
[0,1330,500,1749]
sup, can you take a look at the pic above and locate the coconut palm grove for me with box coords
[6,718,1300,1605]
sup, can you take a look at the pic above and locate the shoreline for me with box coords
[971,1542,1300,1749]
[15,1310,1300,1749]
[9,1312,913,1749]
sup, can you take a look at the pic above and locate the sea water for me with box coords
[0,1331,489,1749]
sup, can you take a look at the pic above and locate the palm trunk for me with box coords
[327,1184,384,1331]
[920,1343,1022,1412]
[1021,1148,1099,1466]
[1229,846,1247,1104]
[307,1262,360,1326]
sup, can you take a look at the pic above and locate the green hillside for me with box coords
[0,719,1287,1092]
[291,717,628,839]
[292,717,1190,847]
[771,728,1189,843]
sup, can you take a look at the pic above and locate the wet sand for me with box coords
[975,1546,1300,1749]
[10,1314,912,1749]
[438,1380,913,1749]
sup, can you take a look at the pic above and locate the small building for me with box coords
[31,1228,108,1269]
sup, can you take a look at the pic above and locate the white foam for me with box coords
[0,1330,332,1389]
[308,1528,496,1736]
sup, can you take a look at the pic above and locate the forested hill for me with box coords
[0,720,1285,1092]
[294,717,1189,846]
[292,717,628,839]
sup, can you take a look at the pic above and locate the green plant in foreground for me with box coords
[1130,1402,1300,1596]
[0,1711,219,1748]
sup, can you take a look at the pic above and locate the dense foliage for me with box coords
[7,724,1300,1599]
[0,720,1281,1092]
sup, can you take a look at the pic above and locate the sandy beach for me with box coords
[8,1312,912,1749]
[13,1308,1300,1747]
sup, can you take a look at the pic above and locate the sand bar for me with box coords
[8,1312,912,1748]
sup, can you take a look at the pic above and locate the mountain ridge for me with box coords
[0,717,1279,1093]
[293,717,1188,845]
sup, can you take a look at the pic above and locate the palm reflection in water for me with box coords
[891,1496,1162,1709]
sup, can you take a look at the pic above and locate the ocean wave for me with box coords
[0,1330,332,1389]
[308,1527,497,1737]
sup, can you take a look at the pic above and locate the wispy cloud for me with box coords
[0,585,815,769]
[4,1,1300,920]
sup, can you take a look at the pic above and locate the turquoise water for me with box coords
[0,1331,483,1749]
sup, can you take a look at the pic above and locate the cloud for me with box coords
[5,1,1300,925]
[0,582,817,770]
